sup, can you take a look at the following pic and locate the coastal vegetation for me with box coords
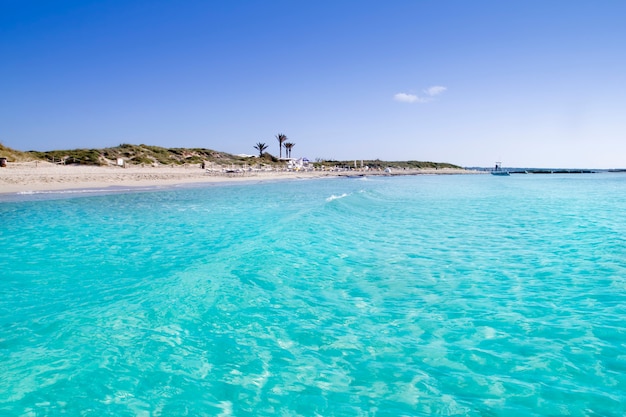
[0,142,461,169]
[3,143,256,167]
[0,143,31,161]
[253,142,268,158]
[284,142,295,158]
[276,133,287,159]
[312,159,460,170]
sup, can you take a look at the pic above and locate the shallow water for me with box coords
[1,174,626,416]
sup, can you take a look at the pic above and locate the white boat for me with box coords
[491,162,510,176]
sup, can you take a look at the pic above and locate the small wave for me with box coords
[326,193,349,202]
[17,189,115,195]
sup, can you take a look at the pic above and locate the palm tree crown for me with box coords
[284,142,295,158]
[253,142,268,157]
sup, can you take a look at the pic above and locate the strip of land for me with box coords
[0,162,479,195]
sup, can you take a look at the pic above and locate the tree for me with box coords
[276,133,287,159]
[284,142,295,158]
[254,142,268,157]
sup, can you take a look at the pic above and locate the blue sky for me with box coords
[2,0,625,168]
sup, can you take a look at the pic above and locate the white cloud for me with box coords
[394,85,447,104]
[425,85,447,96]
[394,93,419,103]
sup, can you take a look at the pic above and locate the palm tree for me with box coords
[276,133,287,159]
[284,142,295,158]
[254,142,268,157]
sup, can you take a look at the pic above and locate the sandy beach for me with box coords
[0,162,479,195]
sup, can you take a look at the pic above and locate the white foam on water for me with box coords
[326,193,349,201]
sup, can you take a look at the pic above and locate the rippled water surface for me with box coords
[1,174,626,416]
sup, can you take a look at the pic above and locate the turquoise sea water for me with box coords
[1,174,626,416]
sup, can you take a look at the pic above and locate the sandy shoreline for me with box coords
[0,162,480,195]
